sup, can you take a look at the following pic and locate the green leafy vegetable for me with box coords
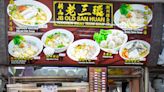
[93,29,112,44]
[54,32,61,35]
[13,35,24,45]
[57,44,65,48]
[35,22,39,25]
[47,32,62,39]
[119,4,133,16]
[9,4,17,11]
[38,8,42,12]
[47,34,54,39]
[9,4,17,15]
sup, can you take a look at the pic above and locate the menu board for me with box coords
[6,0,153,65]
[89,67,107,92]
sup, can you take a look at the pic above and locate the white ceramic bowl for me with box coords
[8,35,43,58]
[77,69,87,77]
[40,69,49,76]
[67,39,100,61]
[47,69,57,76]
[7,0,52,27]
[33,69,42,76]
[99,29,128,54]
[65,68,77,76]
[119,40,150,60]
[57,69,66,76]
[114,4,153,30]
[66,70,76,76]
[41,29,74,53]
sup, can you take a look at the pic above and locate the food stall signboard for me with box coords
[53,1,113,28]
[6,0,152,66]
